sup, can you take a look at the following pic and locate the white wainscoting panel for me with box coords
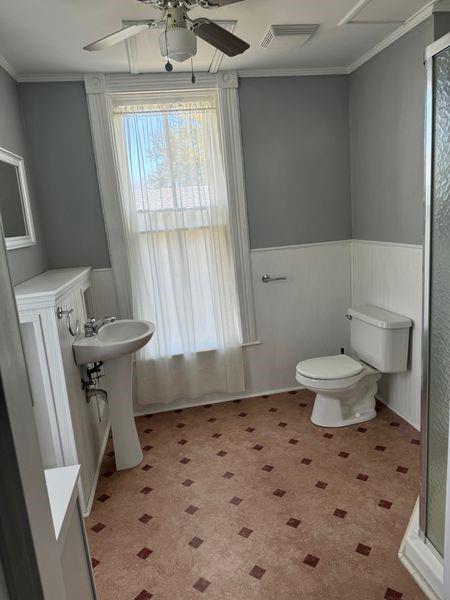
[91,242,352,413]
[91,242,423,428]
[246,241,352,392]
[91,268,120,320]
[55,284,110,513]
[351,240,423,430]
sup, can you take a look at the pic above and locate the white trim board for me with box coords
[134,386,304,417]
[251,239,352,253]
[82,421,110,517]
[237,67,350,77]
[376,394,418,430]
[17,73,84,83]
[352,239,423,250]
[17,67,352,82]
[399,499,443,600]
[252,239,422,253]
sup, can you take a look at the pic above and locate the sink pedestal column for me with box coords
[106,354,143,471]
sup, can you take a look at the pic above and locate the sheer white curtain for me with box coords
[112,92,245,405]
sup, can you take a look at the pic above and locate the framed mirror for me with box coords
[0,146,35,250]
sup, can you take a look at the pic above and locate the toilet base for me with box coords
[310,373,380,428]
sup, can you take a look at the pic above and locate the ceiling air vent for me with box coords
[261,24,319,50]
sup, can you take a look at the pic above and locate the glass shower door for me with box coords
[423,35,450,558]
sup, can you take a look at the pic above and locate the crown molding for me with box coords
[17,73,84,83]
[348,0,436,72]
[0,54,19,81]
[238,66,350,78]
[3,0,447,85]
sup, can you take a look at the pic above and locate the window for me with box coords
[111,90,245,403]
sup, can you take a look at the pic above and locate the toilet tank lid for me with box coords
[348,306,412,329]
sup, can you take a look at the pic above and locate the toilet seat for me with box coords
[296,354,378,392]
[296,354,363,380]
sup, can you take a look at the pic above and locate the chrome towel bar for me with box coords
[261,274,287,283]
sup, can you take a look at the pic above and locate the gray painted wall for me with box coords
[0,66,48,285]
[239,76,351,249]
[19,82,110,269]
[434,11,450,40]
[349,18,434,245]
[15,15,446,264]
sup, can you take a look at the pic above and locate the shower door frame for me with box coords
[421,32,450,578]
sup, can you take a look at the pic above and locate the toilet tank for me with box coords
[347,306,412,373]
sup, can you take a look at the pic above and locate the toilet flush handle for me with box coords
[345,313,352,320]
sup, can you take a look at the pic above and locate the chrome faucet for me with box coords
[84,316,117,337]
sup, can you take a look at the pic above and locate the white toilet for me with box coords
[295,306,412,428]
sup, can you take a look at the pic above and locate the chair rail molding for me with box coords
[84,71,256,342]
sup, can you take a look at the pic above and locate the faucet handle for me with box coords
[84,318,97,336]
[102,316,117,324]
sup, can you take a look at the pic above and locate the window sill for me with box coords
[132,340,262,362]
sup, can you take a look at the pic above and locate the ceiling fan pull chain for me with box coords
[191,58,196,85]
[164,26,174,72]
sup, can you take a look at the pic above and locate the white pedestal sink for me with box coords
[73,320,154,471]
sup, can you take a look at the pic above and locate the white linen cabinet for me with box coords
[15,267,110,514]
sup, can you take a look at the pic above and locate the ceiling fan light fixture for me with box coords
[159,27,198,63]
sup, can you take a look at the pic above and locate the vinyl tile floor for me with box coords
[86,390,425,600]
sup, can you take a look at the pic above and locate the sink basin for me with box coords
[73,319,154,365]
[73,319,155,471]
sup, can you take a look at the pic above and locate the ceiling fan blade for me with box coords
[84,24,151,51]
[192,19,249,57]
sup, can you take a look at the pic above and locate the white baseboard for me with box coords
[376,394,419,431]
[82,420,111,517]
[133,386,304,417]
[399,499,443,600]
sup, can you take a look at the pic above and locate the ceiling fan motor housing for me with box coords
[159,6,198,63]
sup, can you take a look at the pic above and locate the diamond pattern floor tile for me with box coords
[86,391,424,600]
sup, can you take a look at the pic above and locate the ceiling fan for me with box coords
[84,0,250,71]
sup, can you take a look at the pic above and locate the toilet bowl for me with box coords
[295,305,412,428]
[296,354,381,427]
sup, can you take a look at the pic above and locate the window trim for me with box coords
[84,71,256,343]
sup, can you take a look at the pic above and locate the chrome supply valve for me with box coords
[81,361,107,422]
[81,361,104,391]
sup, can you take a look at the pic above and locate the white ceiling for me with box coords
[0,0,444,77]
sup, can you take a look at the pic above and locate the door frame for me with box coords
[421,32,450,598]
[0,228,67,597]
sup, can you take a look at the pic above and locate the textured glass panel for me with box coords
[427,45,450,556]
